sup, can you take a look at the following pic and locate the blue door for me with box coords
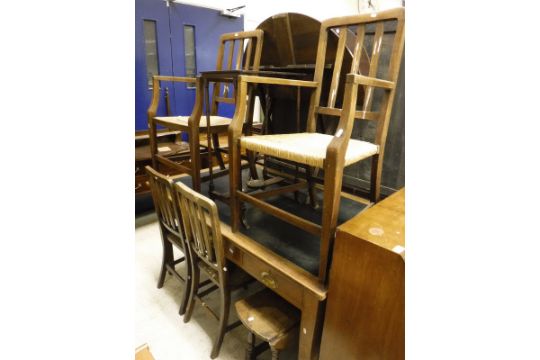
[135,0,244,131]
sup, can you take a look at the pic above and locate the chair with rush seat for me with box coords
[228,8,405,282]
[148,30,264,193]
[173,180,253,359]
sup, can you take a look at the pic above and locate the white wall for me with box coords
[172,0,403,29]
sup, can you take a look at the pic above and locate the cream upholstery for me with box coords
[240,132,379,168]
[154,115,232,128]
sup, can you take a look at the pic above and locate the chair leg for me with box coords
[210,286,230,359]
[270,347,280,360]
[230,137,243,233]
[149,118,158,170]
[245,332,256,360]
[183,259,199,323]
[370,154,382,203]
[305,166,319,210]
[319,159,345,282]
[189,127,202,193]
[212,133,226,170]
[247,150,259,180]
[178,251,192,316]
[157,237,173,289]
[240,202,250,230]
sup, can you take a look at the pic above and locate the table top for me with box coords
[337,188,405,258]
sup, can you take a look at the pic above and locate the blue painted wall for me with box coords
[135,0,244,131]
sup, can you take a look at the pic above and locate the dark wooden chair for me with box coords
[145,165,191,316]
[148,30,264,193]
[228,8,405,282]
[235,288,300,360]
[173,180,253,359]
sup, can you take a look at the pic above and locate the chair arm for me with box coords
[239,75,318,88]
[349,73,395,90]
[147,75,198,119]
[152,75,197,83]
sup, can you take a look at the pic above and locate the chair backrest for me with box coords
[210,30,264,114]
[173,181,225,272]
[307,8,405,146]
[145,166,185,242]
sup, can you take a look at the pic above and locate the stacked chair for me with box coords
[147,30,263,192]
[228,8,405,282]
[146,166,255,359]
[145,166,192,316]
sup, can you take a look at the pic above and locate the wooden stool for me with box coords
[235,288,300,360]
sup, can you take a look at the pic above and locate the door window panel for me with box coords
[143,20,159,89]
[183,25,197,88]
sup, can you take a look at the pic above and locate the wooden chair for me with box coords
[148,30,264,193]
[228,8,405,282]
[235,288,300,360]
[145,165,191,316]
[173,180,253,359]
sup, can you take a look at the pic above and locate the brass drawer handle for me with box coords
[260,271,277,289]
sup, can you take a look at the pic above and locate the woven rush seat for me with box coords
[154,115,232,128]
[240,132,379,168]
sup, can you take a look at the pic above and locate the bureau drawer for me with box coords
[135,175,150,194]
[226,241,302,308]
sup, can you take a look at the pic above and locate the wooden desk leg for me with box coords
[298,295,325,360]
[149,118,158,170]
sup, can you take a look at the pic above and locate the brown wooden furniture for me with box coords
[229,8,406,283]
[173,180,253,359]
[222,224,325,360]
[197,69,311,204]
[135,344,156,360]
[145,166,191,316]
[256,12,405,198]
[320,188,405,360]
[235,288,300,359]
[136,130,191,214]
[148,30,264,193]
[174,167,328,360]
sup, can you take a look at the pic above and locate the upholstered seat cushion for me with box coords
[240,132,379,168]
[154,115,232,128]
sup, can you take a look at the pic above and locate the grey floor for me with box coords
[135,211,299,360]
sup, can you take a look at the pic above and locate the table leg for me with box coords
[298,295,325,360]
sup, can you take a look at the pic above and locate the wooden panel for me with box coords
[240,248,304,308]
[135,174,150,194]
[135,344,155,360]
[225,242,243,264]
[221,222,326,303]
[320,189,404,360]
[337,187,404,252]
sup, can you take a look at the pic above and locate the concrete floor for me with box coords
[135,211,298,360]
